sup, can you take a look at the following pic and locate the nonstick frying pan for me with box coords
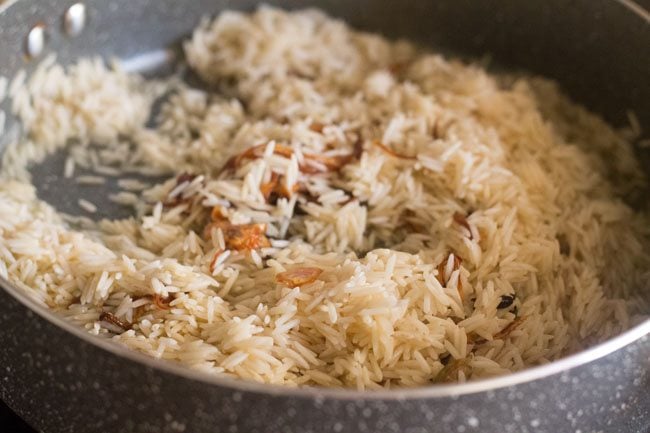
[0,1,648,432]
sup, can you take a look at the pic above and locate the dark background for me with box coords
[1,400,35,432]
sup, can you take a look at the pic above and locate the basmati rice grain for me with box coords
[78,198,97,213]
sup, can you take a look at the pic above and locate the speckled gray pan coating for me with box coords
[0,0,649,432]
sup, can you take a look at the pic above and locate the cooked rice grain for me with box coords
[77,198,97,213]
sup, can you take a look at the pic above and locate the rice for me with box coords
[0,75,8,103]
[64,156,75,178]
[77,198,97,213]
[0,6,648,389]
[75,175,106,185]
[93,165,121,176]
[117,178,151,191]
[108,191,139,206]
[626,109,641,138]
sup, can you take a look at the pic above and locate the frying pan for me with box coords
[0,1,649,432]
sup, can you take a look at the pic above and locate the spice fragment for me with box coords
[434,358,469,383]
[209,249,225,273]
[372,140,417,160]
[163,172,200,207]
[494,316,527,340]
[226,224,270,251]
[470,316,527,346]
[152,294,172,310]
[220,143,294,173]
[436,253,464,301]
[99,311,131,332]
[260,172,299,203]
[301,153,355,173]
[497,294,516,309]
[388,62,406,76]
[132,294,173,314]
[453,212,474,240]
[436,253,462,285]
[309,121,325,133]
[276,267,323,287]
[210,206,225,221]
[204,206,271,252]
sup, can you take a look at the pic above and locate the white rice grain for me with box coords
[78,198,97,213]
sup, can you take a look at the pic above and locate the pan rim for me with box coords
[1,275,648,400]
